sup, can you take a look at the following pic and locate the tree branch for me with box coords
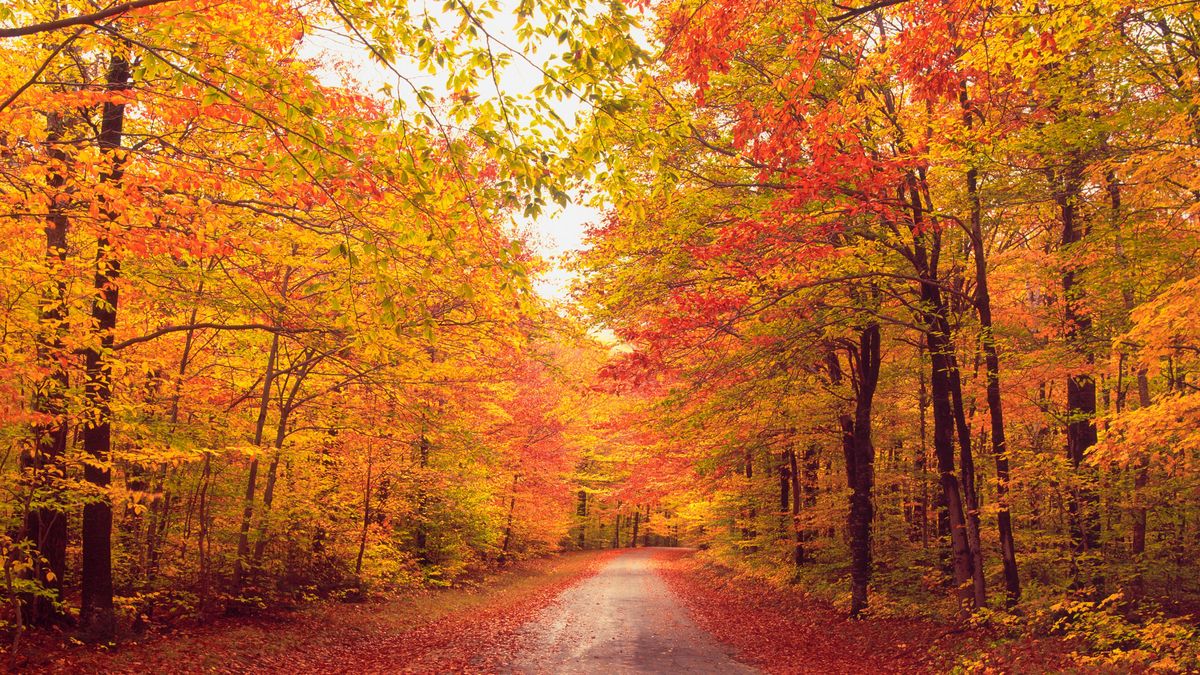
[0,29,84,113]
[828,0,910,22]
[0,0,177,38]
[111,323,323,351]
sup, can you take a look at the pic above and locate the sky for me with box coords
[304,3,604,303]
[523,199,599,300]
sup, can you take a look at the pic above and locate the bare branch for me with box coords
[0,0,177,38]
[111,323,323,351]
[828,0,909,22]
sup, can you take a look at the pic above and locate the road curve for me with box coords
[506,548,758,674]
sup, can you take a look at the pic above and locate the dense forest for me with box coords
[2,0,1199,671]
[572,0,1200,667]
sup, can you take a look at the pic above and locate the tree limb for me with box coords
[0,0,177,38]
[0,29,84,113]
[828,0,910,22]
[111,323,323,351]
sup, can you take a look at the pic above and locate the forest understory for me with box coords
[5,551,616,673]
[5,548,1111,674]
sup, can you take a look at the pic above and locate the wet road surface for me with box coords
[508,548,758,674]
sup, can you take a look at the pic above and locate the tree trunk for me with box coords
[250,415,288,568]
[906,173,975,610]
[80,53,131,640]
[20,112,71,627]
[1109,170,1152,597]
[848,324,881,618]
[196,452,213,604]
[779,441,795,558]
[414,425,432,562]
[500,472,519,557]
[612,502,621,549]
[779,448,791,539]
[1058,156,1101,588]
[788,444,805,565]
[356,444,373,577]
[628,504,638,547]
[251,352,312,569]
[948,354,987,607]
[741,447,756,546]
[916,339,931,548]
[146,295,204,584]
[923,284,975,609]
[959,40,1019,608]
[964,163,1020,604]
[802,445,818,514]
[234,333,279,589]
[577,490,588,548]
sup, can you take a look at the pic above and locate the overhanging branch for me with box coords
[111,323,323,351]
[0,0,177,38]
[828,0,910,22]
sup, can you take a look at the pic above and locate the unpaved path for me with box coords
[508,548,758,674]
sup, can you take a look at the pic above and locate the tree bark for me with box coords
[955,23,1018,607]
[905,173,975,609]
[251,352,312,569]
[1109,170,1152,597]
[249,415,288,567]
[577,490,588,548]
[965,163,1021,604]
[926,315,975,609]
[741,447,756,547]
[234,333,278,589]
[629,507,640,548]
[20,112,71,627]
[80,52,131,640]
[948,346,987,608]
[146,292,205,584]
[829,331,880,617]
[356,444,373,577]
[848,324,881,618]
[612,501,621,549]
[779,447,791,539]
[916,339,931,548]
[415,430,431,562]
[1058,156,1101,588]
[787,445,804,565]
[500,472,519,557]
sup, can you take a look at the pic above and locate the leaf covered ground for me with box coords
[7,548,1108,674]
[654,549,1077,674]
[7,550,617,673]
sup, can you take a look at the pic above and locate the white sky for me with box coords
[524,198,597,300]
[304,3,604,302]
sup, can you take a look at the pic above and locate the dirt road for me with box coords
[508,548,758,674]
